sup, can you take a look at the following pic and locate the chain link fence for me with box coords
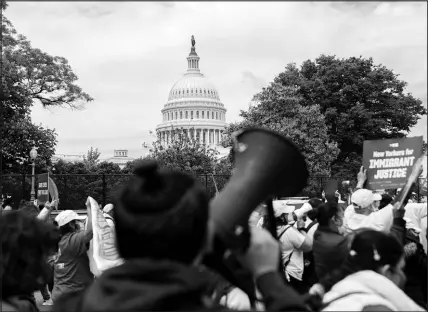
[2,173,426,210]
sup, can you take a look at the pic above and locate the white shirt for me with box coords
[322,270,424,311]
[278,225,305,281]
[405,203,427,254]
[343,204,393,234]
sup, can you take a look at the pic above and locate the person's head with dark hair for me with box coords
[313,201,344,230]
[0,211,60,300]
[114,160,210,264]
[379,194,393,210]
[319,230,405,293]
[307,209,318,222]
[308,198,323,210]
[18,201,40,219]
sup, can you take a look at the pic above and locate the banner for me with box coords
[37,173,49,204]
[48,177,59,207]
[362,137,423,190]
[86,196,123,276]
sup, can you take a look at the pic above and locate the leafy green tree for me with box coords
[272,56,427,178]
[2,117,57,174]
[51,158,126,210]
[222,84,339,195]
[83,147,101,171]
[96,161,122,174]
[121,159,145,174]
[149,127,219,174]
[223,84,339,177]
[1,12,93,111]
[1,2,93,174]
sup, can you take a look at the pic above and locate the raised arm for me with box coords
[239,227,308,311]
[37,199,59,222]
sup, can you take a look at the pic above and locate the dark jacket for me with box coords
[389,217,427,308]
[54,258,308,312]
[313,226,350,280]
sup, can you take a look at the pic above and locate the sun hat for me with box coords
[55,210,86,227]
[351,189,376,208]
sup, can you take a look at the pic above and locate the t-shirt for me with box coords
[405,203,427,254]
[278,225,305,281]
[344,204,393,234]
[52,231,94,302]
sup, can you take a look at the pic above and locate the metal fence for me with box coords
[1,173,426,210]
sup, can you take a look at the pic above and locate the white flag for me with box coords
[86,196,123,276]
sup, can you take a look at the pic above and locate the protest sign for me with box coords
[48,177,59,208]
[37,173,49,204]
[86,196,123,276]
[362,136,423,190]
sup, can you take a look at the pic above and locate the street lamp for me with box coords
[30,146,37,201]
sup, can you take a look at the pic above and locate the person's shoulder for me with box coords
[65,230,87,244]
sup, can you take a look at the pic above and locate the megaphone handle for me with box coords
[266,198,285,276]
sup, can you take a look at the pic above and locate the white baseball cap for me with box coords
[55,210,86,227]
[351,189,376,208]
[373,193,382,201]
[103,204,114,214]
[273,200,295,217]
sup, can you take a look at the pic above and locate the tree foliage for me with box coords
[83,147,101,171]
[1,2,93,173]
[223,84,340,181]
[121,158,144,174]
[148,127,220,174]
[271,56,427,178]
[2,117,57,173]
[1,14,93,110]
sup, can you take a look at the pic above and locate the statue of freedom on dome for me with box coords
[191,35,196,47]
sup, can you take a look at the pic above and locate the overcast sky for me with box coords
[5,1,427,159]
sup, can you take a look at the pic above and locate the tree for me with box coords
[272,56,427,178]
[121,158,144,174]
[222,84,339,195]
[1,2,93,174]
[223,84,339,193]
[1,13,93,111]
[2,117,57,173]
[149,127,219,174]
[83,147,101,171]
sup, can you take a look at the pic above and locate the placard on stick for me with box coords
[37,173,49,204]
[362,137,423,190]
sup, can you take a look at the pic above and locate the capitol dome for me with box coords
[156,36,227,147]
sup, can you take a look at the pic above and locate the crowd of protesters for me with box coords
[1,159,427,312]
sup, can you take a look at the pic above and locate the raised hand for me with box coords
[357,166,367,188]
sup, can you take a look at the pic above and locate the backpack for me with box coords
[302,221,319,287]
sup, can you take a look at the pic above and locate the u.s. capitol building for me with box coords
[156,36,227,147]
